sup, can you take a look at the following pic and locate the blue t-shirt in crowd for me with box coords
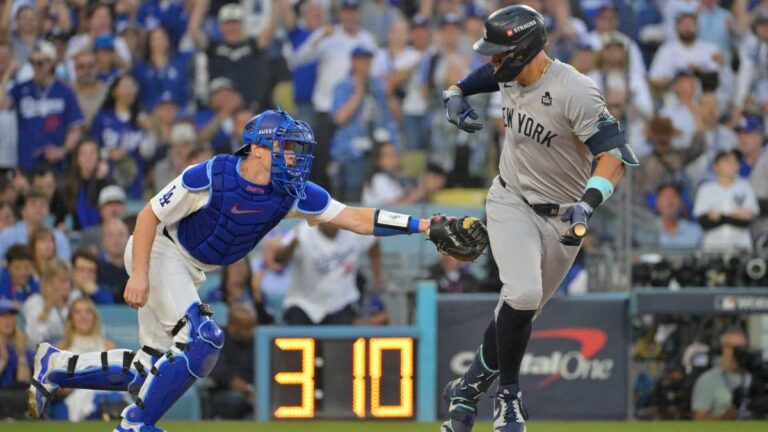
[137,0,189,47]
[10,79,84,172]
[90,110,149,199]
[288,26,318,104]
[0,268,40,303]
[133,55,190,110]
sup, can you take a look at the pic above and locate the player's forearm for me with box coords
[330,207,429,236]
[453,63,499,96]
[131,204,160,279]
[592,153,625,187]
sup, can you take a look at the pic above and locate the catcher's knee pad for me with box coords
[123,303,224,427]
[499,284,542,312]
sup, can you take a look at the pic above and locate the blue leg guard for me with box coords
[28,343,159,418]
[117,303,224,431]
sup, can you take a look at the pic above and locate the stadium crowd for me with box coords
[0,0,767,422]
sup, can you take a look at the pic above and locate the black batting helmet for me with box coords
[473,5,547,82]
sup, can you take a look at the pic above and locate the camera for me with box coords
[743,255,768,287]
[733,347,768,418]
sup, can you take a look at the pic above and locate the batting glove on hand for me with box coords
[559,202,593,246]
[443,88,483,133]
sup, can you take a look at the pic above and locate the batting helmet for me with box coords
[237,109,316,199]
[473,5,547,82]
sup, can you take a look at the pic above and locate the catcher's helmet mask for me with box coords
[237,109,316,199]
[473,5,548,82]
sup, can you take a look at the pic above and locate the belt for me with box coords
[498,176,570,217]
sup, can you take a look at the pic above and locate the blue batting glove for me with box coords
[559,202,593,246]
[443,88,483,133]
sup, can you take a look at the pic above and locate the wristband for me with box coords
[584,176,613,206]
[372,209,420,237]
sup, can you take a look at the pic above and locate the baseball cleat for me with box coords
[492,385,528,432]
[440,393,478,432]
[28,343,62,418]
[114,417,166,432]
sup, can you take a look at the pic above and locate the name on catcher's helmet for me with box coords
[237,109,316,199]
[474,5,547,82]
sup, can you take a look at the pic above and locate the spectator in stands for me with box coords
[361,142,444,206]
[0,192,71,261]
[189,1,279,109]
[734,11,768,118]
[698,0,736,63]
[251,234,292,319]
[66,4,131,69]
[543,0,588,62]
[0,39,18,172]
[0,1,40,66]
[361,0,403,46]
[228,109,255,156]
[72,49,107,129]
[371,17,420,122]
[281,0,324,122]
[691,328,750,420]
[686,93,739,185]
[660,70,701,150]
[0,244,38,305]
[31,166,67,228]
[649,12,722,91]
[29,227,57,277]
[77,184,127,255]
[1,41,83,173]
[634,117,698,208]
[91,74,156,199]
[653,183,703,249]
[331,46,396,201]
[187,145,214,165]
[63,138,110,232]
[428,254,479,294]
[292,0,377,191]
[735,115,766,177]
[22,259,73,348]
[148,96,180,152]
[694,150,759,251]
[133,27,190,111]
[207,258,273,324]
[209,304,257,419]
[0,172,28,208]
[585,4,646,78]
[93,33,122,84]
[400,14,433,151]
[57,297,125,421]
[275,223,383,325]
[0,299,30,419]
[97,219,129,304]
[154,122,196,189]
[196,77,243,154]
[71,250,113,305]
[137,0,190,49]
[0,202,14,231]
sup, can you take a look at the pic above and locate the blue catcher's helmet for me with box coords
[236,109,315,199]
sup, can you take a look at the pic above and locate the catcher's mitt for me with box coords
[426,215,489,262]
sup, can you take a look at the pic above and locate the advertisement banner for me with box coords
[437,295,628,420]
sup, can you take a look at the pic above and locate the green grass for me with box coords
[2,421,768,432]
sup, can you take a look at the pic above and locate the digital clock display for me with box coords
[270,337,416,419]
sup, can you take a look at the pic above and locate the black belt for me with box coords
[498,176,568,217]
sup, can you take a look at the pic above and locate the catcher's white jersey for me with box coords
[498,60,614,204]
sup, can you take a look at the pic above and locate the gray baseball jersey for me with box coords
[487,60,618,313]
[497,60,614,205]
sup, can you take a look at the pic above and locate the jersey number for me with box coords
[159,185,177,207]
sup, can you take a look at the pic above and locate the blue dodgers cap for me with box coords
[0,299,18,315]
[94,33,115,51]
[736,115,763,134]
[351,45,374,58]
[341,0,360,9]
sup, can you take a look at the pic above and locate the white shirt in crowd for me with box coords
[22,294,70,349]
[361,172,406,207]
[291,25,377,113]
[585,31,648,79]
[693,178,759,251]
[281,223,376,324]
[734,31,768,109]
[649,39,720,82]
